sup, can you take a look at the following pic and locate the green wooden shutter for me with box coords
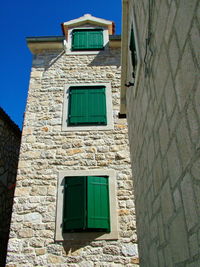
[87,176,110,232]
[68,86,107,126]
[87,87,107,125]
[72,29,103,50]
[129,28,137,72]
[68,88,88,125]
[63,177,86,232]
[88,30,103,49]
[72,31,88,50]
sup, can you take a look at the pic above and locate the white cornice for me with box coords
[63,14,113,27]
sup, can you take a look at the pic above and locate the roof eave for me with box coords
[26,36,64,54]
[120,0,129,115]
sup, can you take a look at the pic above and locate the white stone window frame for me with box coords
[62,82,114,131]
[55,169,118,241]
[64,25,109,55]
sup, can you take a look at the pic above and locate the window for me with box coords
[62,83,114,131]
[55,169,118,241]
[68,86,107,126]
[63,176,110,233]
[72,29,104,51]
[129,28,137,78]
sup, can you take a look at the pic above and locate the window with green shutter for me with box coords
[63,176,110,233]
[68,86,107,126]
[72,29,104,51]
[129,28,137,77]
[63,177,86,232]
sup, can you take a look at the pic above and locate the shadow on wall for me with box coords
[32,50,65,71]
[88,46,121,67]
[32,45,120,72]
[62,236,104,258]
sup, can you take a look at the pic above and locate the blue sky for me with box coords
[0,0,121,129]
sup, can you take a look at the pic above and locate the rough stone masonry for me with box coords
[6,46,139,266]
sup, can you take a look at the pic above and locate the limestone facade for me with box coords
[7,26,139,266]
[121,0,200,266]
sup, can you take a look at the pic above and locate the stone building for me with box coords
[121,0,200,266]
[6,14,139,266]
[0,107,21,267]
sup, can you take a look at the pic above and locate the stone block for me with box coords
[168,33,180,76]
[14,187,30,197]
[47,254,63,264]
[121,244,138,257]
[189,233,199,258]
[30,186,48,196]
[18,229,34,238]
[164,245,173,267]
[167,138,182,188]
[194,81,200,119]
[79,261,94,267]
[164,74,176,119]
[67,148,83,156]
[190,18,200,64]
[158,249,165,267]
[176,117,193,168]
[175,0,197,50]
[103,245,120,255]
[181,173,198,231]
[7,239,22,253]
[175,42,197,111]
[31,70,42,78]
[149,242,159,267]
[157,213,165,246]
[169,211,189,263]
[161,180,174,222]
[47,186,56,196]
[186,101,200,145]
[191,158,200,180]
[173,187,182,210]
[165,0,177,43]
[153,154,163,196]
[24,212,42,223]
[150,216,158,240]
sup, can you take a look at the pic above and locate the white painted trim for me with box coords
[64,25,109,55]
[63,14,112,27]
[62,82,114,131]
[55,169,118,241]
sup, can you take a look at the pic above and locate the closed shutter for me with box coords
[129,28,137,72]
[72,29,103,50]
[63,177,86,232]
[68,86,107,126]
[72,31,88,50]
[68,88,88,125]
[88,30,103,49]
[87,176,110,231]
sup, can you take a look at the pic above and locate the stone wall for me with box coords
[7,48,139,266]
[125,0,200,266]
[0,108,21,267]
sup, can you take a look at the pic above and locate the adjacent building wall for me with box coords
[7,46,139,266]
[123,0,200,266]
[0,108,21,267]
